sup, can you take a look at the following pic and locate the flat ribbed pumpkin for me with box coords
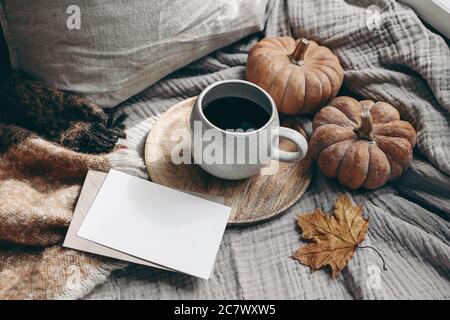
[246,37,344,115]
[310,97,417,190]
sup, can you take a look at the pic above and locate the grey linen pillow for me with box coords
[0,0,268,108]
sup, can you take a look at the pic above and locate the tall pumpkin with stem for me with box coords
[246,37,344,115]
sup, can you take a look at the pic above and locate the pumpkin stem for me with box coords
[290,38,309,66]
[358,106,374,141]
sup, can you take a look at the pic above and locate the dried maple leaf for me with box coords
[292,195,369,278]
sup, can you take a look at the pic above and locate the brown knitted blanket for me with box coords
[0,74,134,299]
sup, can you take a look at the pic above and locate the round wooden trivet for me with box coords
[144,97,312,226]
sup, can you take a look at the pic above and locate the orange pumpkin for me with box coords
[310,97,417,190]
[246,37,344,115]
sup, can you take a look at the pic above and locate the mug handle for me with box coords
[272,127,308,163]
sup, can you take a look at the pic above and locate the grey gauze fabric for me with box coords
[0,0,268,108]
[85,0,450,299]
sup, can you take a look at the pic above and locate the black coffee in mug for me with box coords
[202,97,271,131]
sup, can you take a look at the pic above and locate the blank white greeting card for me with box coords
[77,169,231,279]
[63,170,171,270]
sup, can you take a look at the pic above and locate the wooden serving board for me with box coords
[144,97,312,226]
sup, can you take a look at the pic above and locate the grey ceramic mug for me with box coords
[189,80,308,180]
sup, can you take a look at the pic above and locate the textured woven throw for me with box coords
[0,74,142,299]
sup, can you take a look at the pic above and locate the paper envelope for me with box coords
[63,170,225,271]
